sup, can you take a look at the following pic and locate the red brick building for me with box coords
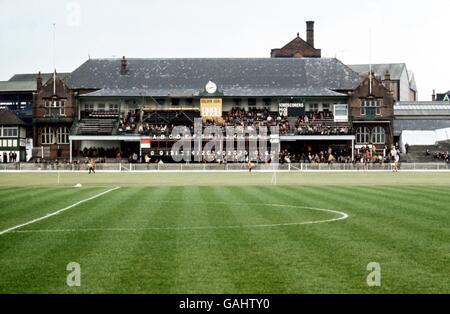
[348,71,396,154]
[271,21,321,58]
[32,72,76,159]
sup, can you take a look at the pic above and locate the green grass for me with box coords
[0,172,449,293]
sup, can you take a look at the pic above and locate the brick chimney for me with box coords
[36,71,43,90]
[120,56,129,75]
[306,21,315,48]
[383,70,391,92]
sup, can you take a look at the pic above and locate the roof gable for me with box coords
[348,63,407,81]
[281,36,314,51]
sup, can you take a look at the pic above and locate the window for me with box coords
[322,104,330,112]
[1,127,18,137]
[263,98,271,107]
[12,139,17,147]
[44,99,65,116]
[57,127,70,144]
[248,98,257,107]
[356,127,370,144]
[371,126,386,144]
[333,104,348,122]
[156,98,165,105]
[361,99,381,116]
[98,104,106,111]
[171,98,180,106]
[233,98,241,106]
[308,104,319,112]
[84,104,94,111]
[41,127,54,145]
[110,104,119,112]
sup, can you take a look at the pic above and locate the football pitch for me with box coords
[0,172,449,293]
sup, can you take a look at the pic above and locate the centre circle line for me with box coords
[9,201,349,234]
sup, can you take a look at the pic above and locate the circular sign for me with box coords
[205,81,217,94]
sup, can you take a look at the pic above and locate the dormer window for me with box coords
[44,99,66,116]
[361,99,381,116]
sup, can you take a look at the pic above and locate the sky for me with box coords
[0,0,448,100]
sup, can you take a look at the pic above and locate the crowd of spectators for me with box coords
[118,110,140,133]
[279,147,353,164]
[354,144,400,164]
[139,123,172,136]
[430,150,450,162]
[222,107,273,127]
[294,123,350,136]
[133,108,351,137]
[302,111,334,122]
[80,147,120,159]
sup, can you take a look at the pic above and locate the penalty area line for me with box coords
[0,186,121,236]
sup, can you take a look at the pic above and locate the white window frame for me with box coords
[44,99,66,116]
[308,104,319,112]
[361,100,381,116]
[0,127,18,137]
[41,127,54,145]
[56,127,70,144]
[371,126,386,144]
[356,126,370,144]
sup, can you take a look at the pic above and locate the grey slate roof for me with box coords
[348,63,418,93]
[0,72,70,92]
[0,81,37,92]
[0,109,26,125]
[348,63,406,81]
[394,101,450,136]
[9,72,70,82]
[394,102,450,116]
[65,58,361,97]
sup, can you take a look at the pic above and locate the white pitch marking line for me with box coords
[8,202,349,233]
[0,187,121,236]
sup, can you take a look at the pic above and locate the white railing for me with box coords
[0,162,449,172]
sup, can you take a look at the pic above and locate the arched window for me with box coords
[57,127,70,144]
[41,127,54,145]
[371,126,386,144]
[356,127,370,144]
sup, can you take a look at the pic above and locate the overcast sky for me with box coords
[0,0,448,100]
